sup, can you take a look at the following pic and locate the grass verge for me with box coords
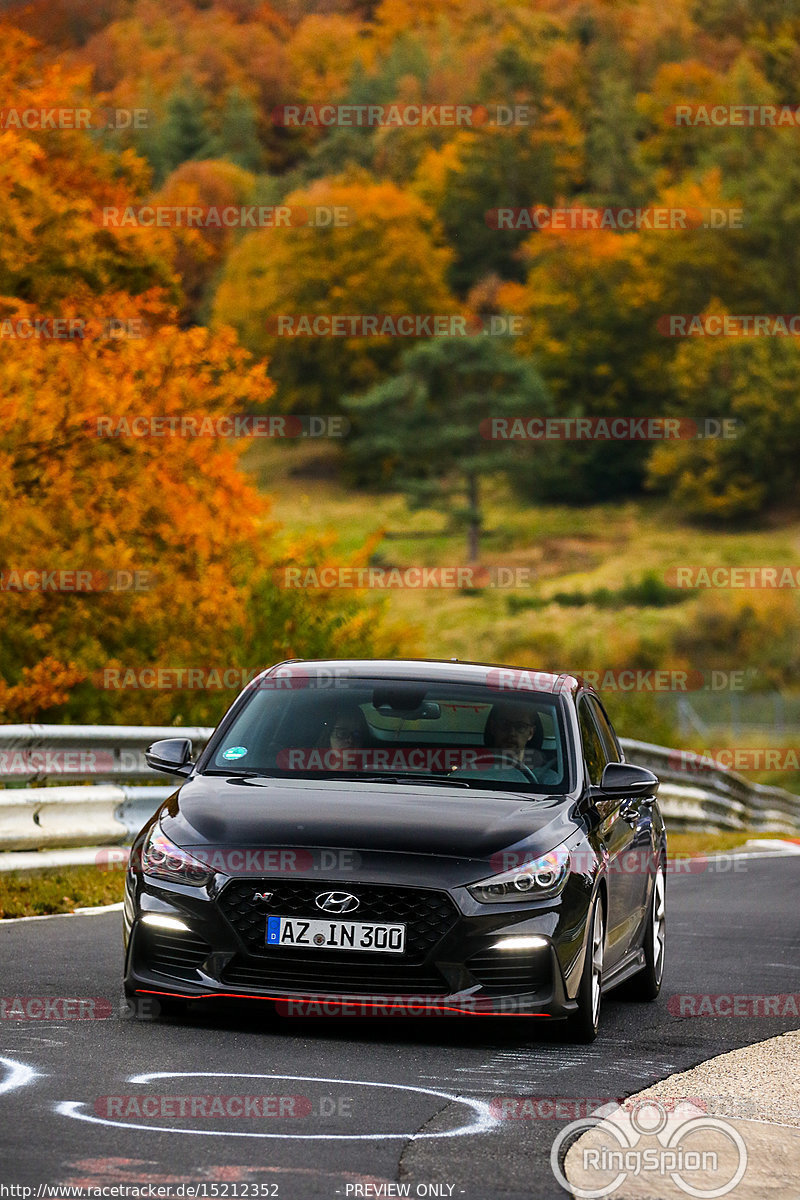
[0,864,125,919]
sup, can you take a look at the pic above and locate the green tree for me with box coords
[216,87,264,173]
[414,115,583,296]
[583,55,644,207]
[150,81,221,184]
[342,336,551,562]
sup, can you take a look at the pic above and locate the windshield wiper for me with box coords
[390,772,472,788]
[202,769,472,788]
[322,771,472,788]
[202,769,279,778]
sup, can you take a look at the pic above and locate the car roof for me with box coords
[258,657,585,698]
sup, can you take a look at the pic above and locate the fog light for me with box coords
[491,935,549,951]
[141,914,190,932]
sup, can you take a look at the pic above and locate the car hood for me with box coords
[160,775,577,863]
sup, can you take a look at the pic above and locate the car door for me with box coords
[577,695,639,969]
[587,695,655,950]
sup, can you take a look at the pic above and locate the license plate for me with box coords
[266,915,406,954]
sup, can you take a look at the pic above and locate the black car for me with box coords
[124,658,666,1041]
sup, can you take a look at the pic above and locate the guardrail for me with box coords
[0,727,797,862]
[621,739,800,835]
[0,724,212,784]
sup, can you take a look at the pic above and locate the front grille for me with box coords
[221,955,449,995]
[218,879,459,962]
[467,949,550,997]
[139,927,211,982]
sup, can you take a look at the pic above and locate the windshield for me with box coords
[202,674,572,793]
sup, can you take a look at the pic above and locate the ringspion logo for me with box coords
[551,1100,747,1198]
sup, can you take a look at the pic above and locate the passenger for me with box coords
[322,704,371,751]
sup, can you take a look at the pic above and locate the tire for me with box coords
[627,860,666,1001]
[566,899,604,1043]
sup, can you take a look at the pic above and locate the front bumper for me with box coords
[123,870,586,1020]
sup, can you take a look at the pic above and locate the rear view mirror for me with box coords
[372,686,440,719]
[596,762,659,799]
[145,737,194,777]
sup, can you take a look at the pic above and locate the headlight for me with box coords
[467,844,570,903]
[139,827,213,887]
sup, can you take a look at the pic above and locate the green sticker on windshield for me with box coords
[222,746,248,761]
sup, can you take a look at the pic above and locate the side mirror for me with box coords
[595,761,659,800]
[145,737,194,777]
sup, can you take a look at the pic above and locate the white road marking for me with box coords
[0,903,123,925]
[0,1055,40,1094]
[56,1072,500,1140]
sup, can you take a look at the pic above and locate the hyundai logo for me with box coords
[253,891,274,903]
[315,891,360,914]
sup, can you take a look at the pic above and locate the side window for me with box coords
[578,698,609,787]
[587,697,622,763]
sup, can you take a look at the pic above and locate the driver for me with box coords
[484,702,559,783]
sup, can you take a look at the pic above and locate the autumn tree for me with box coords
[0,293,415,724]
[150,158,258,325]
[0,24,176,308]
[498,171,748,502]
[647,307,800,520]
[74,0,295,171]
[0,29,414,723]
[212,172,459,411]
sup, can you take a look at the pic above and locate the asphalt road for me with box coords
[1,852,798,1200]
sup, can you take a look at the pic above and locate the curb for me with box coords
[562,1030,800,1198]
